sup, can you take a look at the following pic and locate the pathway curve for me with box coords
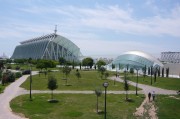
[0,74,177,119]
[109,76,177,119]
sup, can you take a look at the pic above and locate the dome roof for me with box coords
[112,51,163,68]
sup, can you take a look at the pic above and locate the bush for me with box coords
[15,66,20,70]
[8,73,15,82]
[7,65,12,69]
[15,72,22,78]
[22,70,31,75]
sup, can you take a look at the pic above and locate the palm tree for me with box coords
[95,88,102,113]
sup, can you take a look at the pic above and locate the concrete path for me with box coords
[0,74,177,119]
[0,71,38,119]
[110,76,177,95]
[0,75,29,119]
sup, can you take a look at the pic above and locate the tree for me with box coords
[96,60,106,69]
[0,70,2,81]
[75,70,81,81]
[82,57,94,69]
[130,68,134,77]
[142,65,146,80]
[104,72,109,79]
[36,59,56,72]
[162,68,164,77]
[62,65,71,85]
[158,67,160,77]
[166,68,169,78]
[98,67,106,79]
[95,88,102,113]
[124,79,129,101]
[48,75,58,99]
[111,63,115,69]
[58,57,66,65]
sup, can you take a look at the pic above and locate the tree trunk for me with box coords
[51,90,53,99]
[96,96,98,113]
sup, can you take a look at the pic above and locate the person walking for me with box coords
[148,92,151,102]
[152,91,155,101]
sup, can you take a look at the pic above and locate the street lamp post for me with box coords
[103,82,109,119]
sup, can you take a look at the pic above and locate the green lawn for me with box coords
[155,95,180,119]
[125,74,180,90]
[21,70,140,91]
[0,84,6,93]
[10,94,144,119]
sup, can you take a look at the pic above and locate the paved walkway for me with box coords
[110,76,177,95]
[0,73,177,119]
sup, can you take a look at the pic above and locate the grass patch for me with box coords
[0,84,6,93]
[155,95,180,119]
[10,94,144,119]
[125,74,180,90]
[21,70,140,91]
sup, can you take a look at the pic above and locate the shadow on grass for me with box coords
[48,99,59,103]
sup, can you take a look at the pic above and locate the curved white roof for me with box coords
[112,50,163,68]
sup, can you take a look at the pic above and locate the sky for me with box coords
[0,0,180,59]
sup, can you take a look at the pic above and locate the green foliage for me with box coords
[75,70,81,80]
[15,72,22,78]
[111,63,115,69]
[8,73,16,82]
[82,57,94,69]
[95,88,102,97]
[14,59,27,64]
[7,65,12,69]
[62,66,71,78]
[0,70,2,81]
[104,72,109,79]
[130,68,134,74]
[62,66,71,85]
[98,67,106,79]
[95,88,102,113]
[36,59,56,70]
[96,60,106,69]
[124,79,129,100]
[15,66,20,70]
[48,75,58,99]
[2,72,16,84]
[58,57,66,65]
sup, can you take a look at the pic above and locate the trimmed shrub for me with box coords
[8,73,15,82]
[15,72,22,78]
[22,70,31,75]
[7,65,12,69]
[15,66,20,70]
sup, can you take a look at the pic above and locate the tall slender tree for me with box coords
[95,88,102,113]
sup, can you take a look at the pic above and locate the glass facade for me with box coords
[11,33,82,62]
[112,51,163,68]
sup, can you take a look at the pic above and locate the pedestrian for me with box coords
[152,91,155,101]
[148,92,151,102]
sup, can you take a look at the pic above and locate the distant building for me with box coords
[112,51,163,68]
[161,52,180,63]
[11,33,82,62]
[0,53,9,60]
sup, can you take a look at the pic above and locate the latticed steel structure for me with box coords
[11,33,82,62]
[161,52,180,63]
[112,51,163,68]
